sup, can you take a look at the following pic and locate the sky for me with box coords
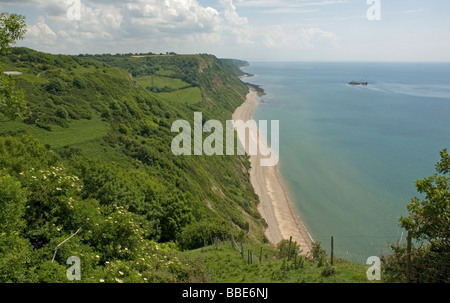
[1,0,450,61]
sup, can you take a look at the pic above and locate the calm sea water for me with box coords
[242,62,450,263]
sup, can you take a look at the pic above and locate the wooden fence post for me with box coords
[331,236,334,265]
[406,231,412,283]
[288,236,292,261]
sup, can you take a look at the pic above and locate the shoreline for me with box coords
[233,87,313,254]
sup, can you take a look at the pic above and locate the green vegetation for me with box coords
[0,114,109,148]
[0,45,267,283]
[219,59,248,77]
[400,149,449,243]
[135,75,190,92]
[159,87,202,104]
[0,12,27,55]
[0,12,27,121]
[185,241,368,283]
[382,149,450,283]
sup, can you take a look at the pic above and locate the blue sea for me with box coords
[242,62,450,263]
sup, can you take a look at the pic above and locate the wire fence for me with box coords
[205,229,449,282]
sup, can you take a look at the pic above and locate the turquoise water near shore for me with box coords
[243,62,450,263]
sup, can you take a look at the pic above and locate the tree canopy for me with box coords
[383,149,450,283]
[0,12,27,121]
[400,148,450,243]
[0,12,26,54]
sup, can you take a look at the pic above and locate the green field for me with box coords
[135,75,189,90]
[159,87,202,104]
[0,114,109,149]
[134,75,202,105]
[156,69,176,76]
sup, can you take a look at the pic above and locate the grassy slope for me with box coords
[0,114,109,148]
[0,48,266,241]
[186,242,370,283]
[135,75,189,90]
[159,87,202,104]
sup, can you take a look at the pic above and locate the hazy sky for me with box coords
[1,0,449,61]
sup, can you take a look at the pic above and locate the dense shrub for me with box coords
[45,79,65,94]
[178,220,232,250]
[382,242,450,283]
[278,239,302,260]
[310,241,327,267]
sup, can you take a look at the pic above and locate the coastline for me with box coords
[233,87,313,254]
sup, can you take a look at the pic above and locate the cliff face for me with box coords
[0,48,266,250]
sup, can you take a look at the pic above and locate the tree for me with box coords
[0,172,35,282]
[384,148,450,282]
[0,12,27,121]
[400,149,450,242]
[0,172,27,234]
[0,74,27,121]
[0,12,27,54]
[309,241,327,267]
